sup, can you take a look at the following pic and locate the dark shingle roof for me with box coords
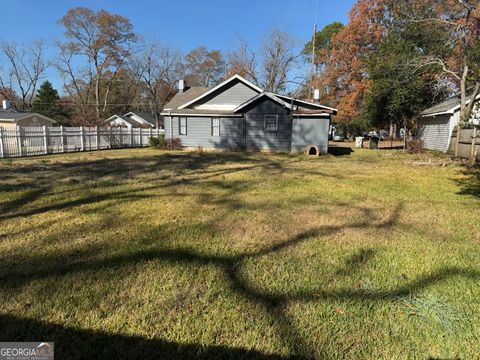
[163,87,210,111]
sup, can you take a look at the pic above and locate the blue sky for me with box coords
[4,0,355,92]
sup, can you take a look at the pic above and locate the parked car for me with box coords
[332,132,345,142]
[330,126,345,142]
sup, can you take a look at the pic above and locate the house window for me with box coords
[179,117,187,135]
[264,115,278,132]
[211,117,220,136]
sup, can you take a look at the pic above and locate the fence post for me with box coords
[130,127,134,147]
[454,125,460,157]
[16,126,23,157]
[60,126,65,153]
[43,126,48,154]
[149,127,152,141]
[80,126,84,151]
[95,126,99,150]
[139,128,143,147]
[109,127,113,149]
[0,127,4,158]
[470,127,478,164]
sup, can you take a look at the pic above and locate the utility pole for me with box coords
[309,0,319,101]
[310,22,317,102]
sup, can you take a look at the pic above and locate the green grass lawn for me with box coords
[0,148,479,359]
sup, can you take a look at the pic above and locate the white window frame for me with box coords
[179,117,187,135]
[211,117,220,136]
[264,115,278,132]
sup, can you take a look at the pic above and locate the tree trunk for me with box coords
[456,64,470,157]
[465,81,480,121]
[403,117,407,152]
[95,76,101,118]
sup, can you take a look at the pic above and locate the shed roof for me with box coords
[420,94,480,117]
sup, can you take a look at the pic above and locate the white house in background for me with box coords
[0,100,56,130]
[417,94,480,152]
[103,112,158,128]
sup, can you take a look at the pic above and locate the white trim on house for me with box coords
[420,110,455,117]
[124,112,155,127]
[166,113,243,117]
[193,104,239,111]
[103,115,136,128]
[292,113,331,118]
[177,74,264,110]
[233,92,292,112]
[275,94,338,113]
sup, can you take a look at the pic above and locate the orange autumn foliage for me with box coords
[314,0,385,122]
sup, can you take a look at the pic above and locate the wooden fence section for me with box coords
[448,127,479,162]
[0,126,164,158]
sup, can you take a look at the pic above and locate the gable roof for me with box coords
[177,74,263,110]
[163,86,210,111]
[420,93,480,117]
[0,112,56,123]
[104,114,140,127]
[233,92,292,112]
[125,112,156,126]
[275,94,338,114]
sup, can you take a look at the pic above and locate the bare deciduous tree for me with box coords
[55,41,94,115]
[0,40,48,111]
[226,37,258,84]
[131,41,182,127]
[58,7,137,119]
[261,29,298,93]
[183,46,226,87]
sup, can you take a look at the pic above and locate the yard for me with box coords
[0,148,479,359]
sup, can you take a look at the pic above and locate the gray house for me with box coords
[161,75,337,154]
[418,94,480,152]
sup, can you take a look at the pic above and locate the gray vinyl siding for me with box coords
[244,97,292,152]
[291,117,330,154]
[193,80,259,108]
[165,116,244,149]
[417,115,451,152]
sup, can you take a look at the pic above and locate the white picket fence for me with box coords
[0,126,164,158]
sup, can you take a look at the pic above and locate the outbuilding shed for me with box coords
[418,95,480,152]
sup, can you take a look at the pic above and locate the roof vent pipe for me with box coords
[178,79,185,93]
[313,89,320,103]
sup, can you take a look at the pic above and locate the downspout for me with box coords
[169,111,173,139]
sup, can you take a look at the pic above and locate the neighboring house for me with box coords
[0,101,56,130]
[103,112,158,128]
[418,94,480,152]
[161,75,337,153]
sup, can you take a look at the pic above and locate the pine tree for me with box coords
[32,81,69,123]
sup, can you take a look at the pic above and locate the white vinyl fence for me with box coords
[0,126,164,158]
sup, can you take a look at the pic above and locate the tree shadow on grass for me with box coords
[0,313,293,360]
[0,152,341,222]
[454,165,480,199]
[2,202,479,358]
